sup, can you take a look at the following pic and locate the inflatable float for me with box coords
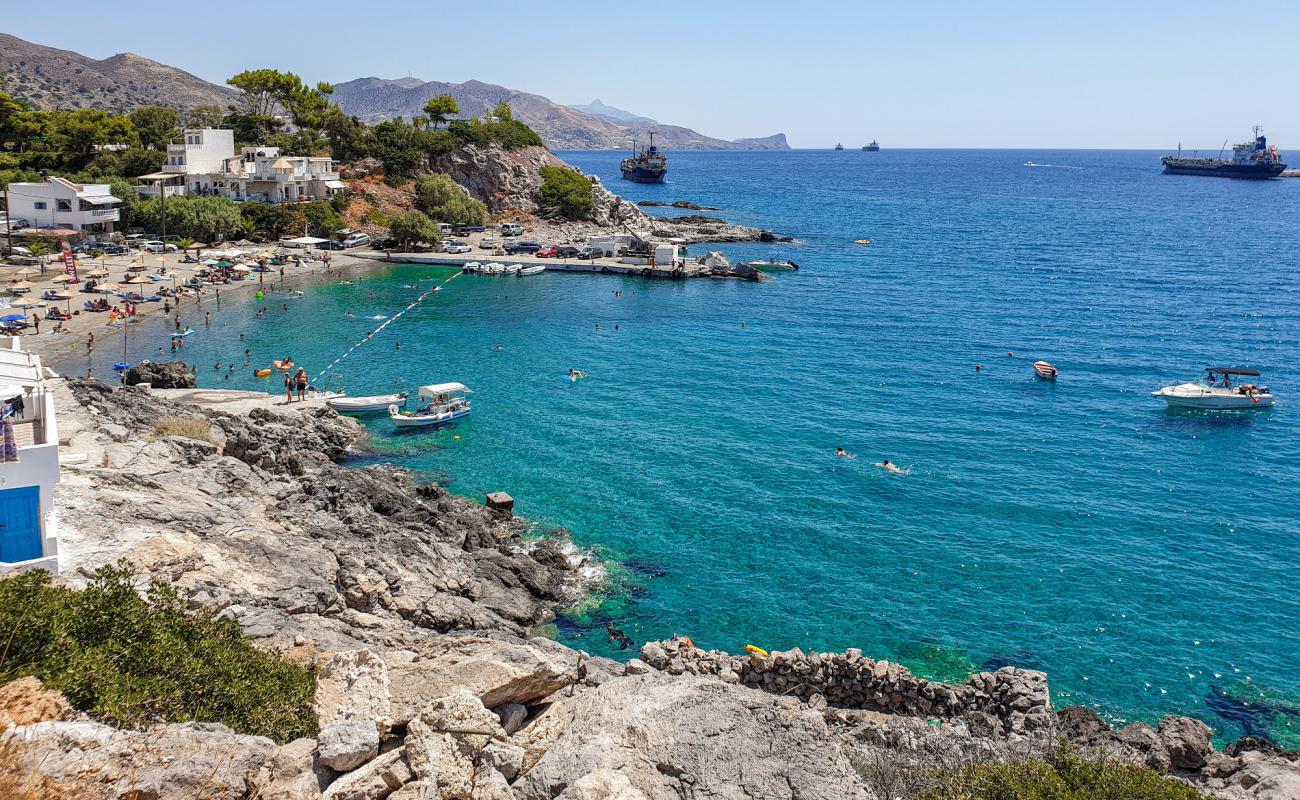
[254,368,272,378]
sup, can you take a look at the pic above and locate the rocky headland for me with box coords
[2,377,1296,799]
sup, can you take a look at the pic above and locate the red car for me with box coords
[534,246,559,258]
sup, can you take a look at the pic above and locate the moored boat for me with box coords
[621,132,668,183]
[388,383,472,428]
[518,265,545,276]
[1151,367,1274,409]
[743,259,800,271]
[1032,361,1058,380]
[327,391,408,414]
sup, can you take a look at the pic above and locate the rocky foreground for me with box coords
[1,378,1297,799]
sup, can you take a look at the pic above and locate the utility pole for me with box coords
[2,180,12,255]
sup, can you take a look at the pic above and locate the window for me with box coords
[56,200,72,212]
[33,201,46,210]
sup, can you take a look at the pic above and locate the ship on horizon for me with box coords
[863,140,880,151]
[1161,127,1286,179]
[621,132,667,183]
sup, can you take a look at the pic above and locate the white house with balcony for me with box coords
[213,147,344,203]
[0,337,61,575]
[2,177,121,237]
[137,127,237,198]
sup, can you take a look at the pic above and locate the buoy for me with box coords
[744,645,769,657]
[453,435,460,440]
[855,239,871,245]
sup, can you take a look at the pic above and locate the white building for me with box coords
[214,147,344,203]
[138,128,238,198]
[2,177,121,237]
[0,337,61,575]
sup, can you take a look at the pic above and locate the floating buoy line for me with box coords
[312,269,464,384]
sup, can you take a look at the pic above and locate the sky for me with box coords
[5,0,1299,148]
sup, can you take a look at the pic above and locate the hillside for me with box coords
[332,77,788,151]
[0,32,237,112]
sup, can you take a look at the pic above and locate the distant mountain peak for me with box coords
[569,99,658,127]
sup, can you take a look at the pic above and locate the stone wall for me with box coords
[638,637,1052,735]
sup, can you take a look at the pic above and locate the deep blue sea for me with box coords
[89,150,1300,743]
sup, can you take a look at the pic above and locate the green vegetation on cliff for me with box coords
[0,563,317,743]
[919,751,1202,800]
[539,165,595,219]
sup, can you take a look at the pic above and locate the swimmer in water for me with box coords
[494,343,503,351]
[874,459,910,475]
[567,369,586,381]
[836,447,857,459]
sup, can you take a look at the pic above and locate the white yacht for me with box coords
[1152,368,1274,409]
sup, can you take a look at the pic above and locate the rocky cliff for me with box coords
[3,378,1295,799]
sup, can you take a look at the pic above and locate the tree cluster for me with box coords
[413,173,488,226]
[539,166,595,219]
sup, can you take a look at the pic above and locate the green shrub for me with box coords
[538,166,594,219]
[0,563,317,743]
[413,173,488,226]
[387,210,442,249]
[921,751,1203,800]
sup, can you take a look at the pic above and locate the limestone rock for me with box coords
[404,689,505,799]
[389,637,575,724]
[493,703,528,736]
[515,674,869,800]
[2,719,275,799]
[316,648,392,731]
[0,677,75,731]
[125,360,197,389]
[318,718,381,772]
[484,740,525,782]
[321,748,413,800]
[389,781,438,800]
[1158,715,1213,771]
[556,769,651,800]
[254,737,333,800]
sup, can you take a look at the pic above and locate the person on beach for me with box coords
[85,369,94,381]
[87,332,95,352]
[174,313,181,331]
[295,368,308,401]
[836,447,856,459]
[284,372,294,403]
[874,459,910,475]
[205,311,211,328]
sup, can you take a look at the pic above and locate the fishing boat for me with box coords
[518,265,545,276]
[743,259,800,271]
[1032,361,1058,380]
[327,391,408,414]
[388,383,472,428]
[1151,368,1274,409]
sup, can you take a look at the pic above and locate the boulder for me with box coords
[404,689,505,799]
[515,674,869,800]
[1114,722,1172,772]
[316,649,392,732]
[389,781,438,800]
[492,703,528,736]
[254,737,334,800]
[1158,715,1213,771]
[124,360,197,389]
[556,769,652,800]
[389,637,575,725]
[317,718,380,772]
[0,677,75,731]
[321,748,413,800]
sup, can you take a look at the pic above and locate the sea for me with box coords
[83,149,1300,744]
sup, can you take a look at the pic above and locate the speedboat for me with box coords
[327,391,407,414]
[388,382,472,428]
[744,259,800,271]
[1152,368,1274,409]
[1032,361,1058,380]
[518,265,545,276]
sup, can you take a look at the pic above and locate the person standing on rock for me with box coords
[284,371,294,403]
[295,368,308,402]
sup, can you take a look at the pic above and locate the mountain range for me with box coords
[0,32,237,112]
[0,33,788,151]
[329,78,787,151]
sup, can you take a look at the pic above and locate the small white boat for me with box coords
[463,261,482,273]
[388,382,472,428]
[518,265,545,276]
[504,263,523,274]
[743,259,800,271]
[327,391,408,413]
[1152,368,1275,409]
[1032,360,1058,380]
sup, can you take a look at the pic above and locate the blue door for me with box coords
[0,486,42,563]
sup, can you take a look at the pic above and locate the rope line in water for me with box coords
[312,270,464,384]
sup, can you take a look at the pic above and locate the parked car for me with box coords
[453,225,486,236]
[504,240,541,255]
[441,239,471,254]
[82,242,128,256]
[500,223,525,237]
[342,233,371,248]
[479,236,500,250]
[320,241,347,250]
[373,237,399,250]
[576,247,600,260]
[555,246,580,258]
[143,241,179,253]
[534,246,559,258]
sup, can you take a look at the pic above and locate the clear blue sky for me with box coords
[7,0,1299,148]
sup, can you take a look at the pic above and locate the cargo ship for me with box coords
[620,133,667,183]
[863,140,880,151]
[1161,127,1286,179]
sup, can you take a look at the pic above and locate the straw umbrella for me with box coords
[9,268,41,279]
[49,274,74,284]
[9,297,41,309]
[49,290,73,316]
[7,281,34,294]
[86,266,111,278]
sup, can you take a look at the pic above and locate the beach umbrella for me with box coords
[0,314,25,323]
[49,290,74,314]
[231,264,252,272]
[9,298,41,308]
[86,267,111,278]
[49,274,74,284]
[202,259,220,266]
[122,274,152,285]
[7,281,33,292]
[9,268,41,279]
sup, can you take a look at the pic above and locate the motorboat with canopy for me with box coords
[1152,367,1274,409]
[389,382,472,427]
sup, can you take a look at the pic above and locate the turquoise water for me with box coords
[89,150,1300,742]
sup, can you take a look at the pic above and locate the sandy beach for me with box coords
[4,248,383,377]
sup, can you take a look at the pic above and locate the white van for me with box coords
[342,233,371,249]
[437,223,454,236]
[500,223,525,237]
